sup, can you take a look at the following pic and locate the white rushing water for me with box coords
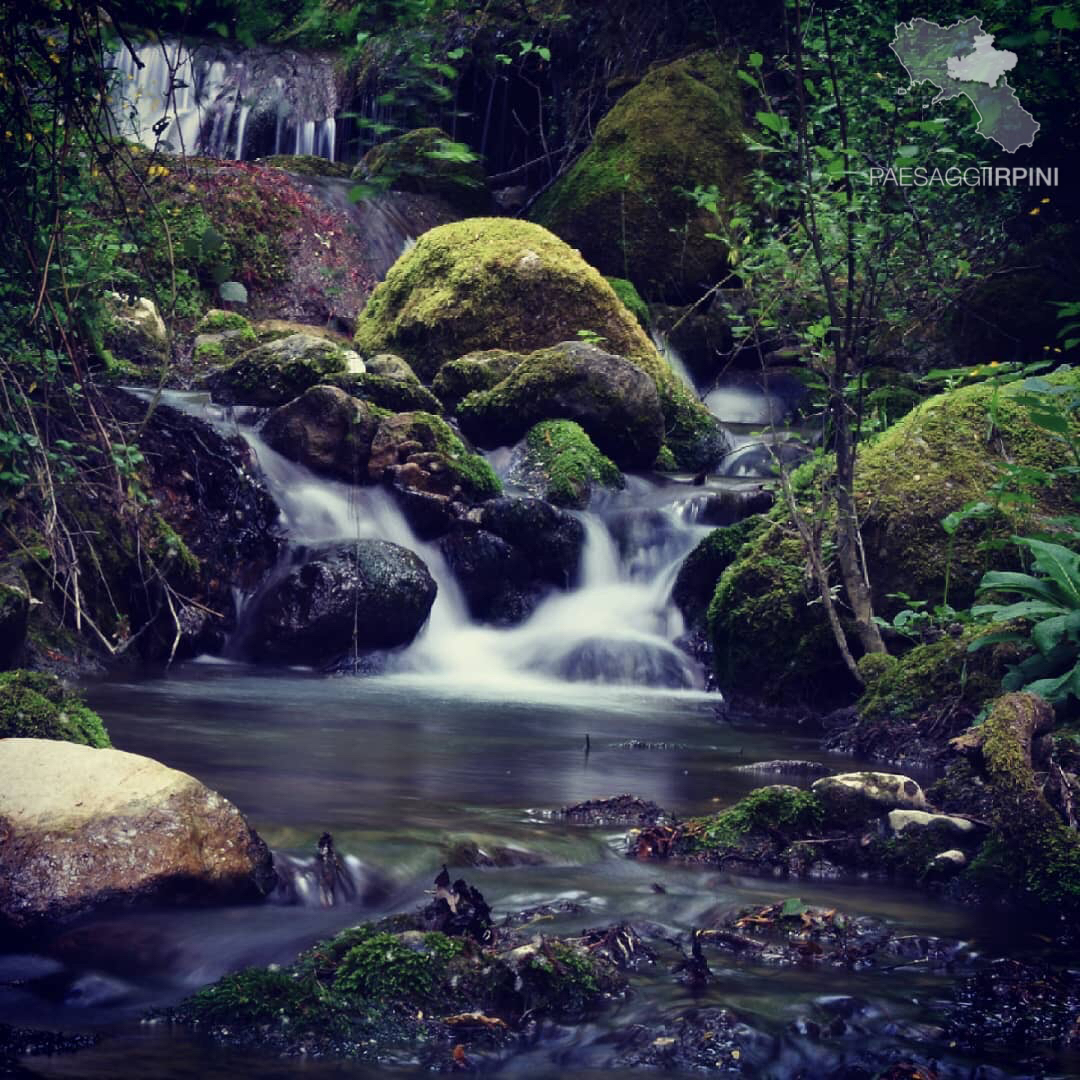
[109,38,339,160]
[234,418,709,691]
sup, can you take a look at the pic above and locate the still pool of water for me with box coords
[2,664,1058,1077]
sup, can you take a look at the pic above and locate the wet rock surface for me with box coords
[250,540,437,665]
[0,740,275,935]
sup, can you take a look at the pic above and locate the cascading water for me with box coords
[109,38,340,161]
[156,393,715,693]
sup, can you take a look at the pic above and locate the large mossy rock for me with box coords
[353,218,722,469]
[0,671,109,747]
[250,541,436,666]
[206,333,355,406]
[328,353,443,414]
[458,341,665,469]
[432,349,525,409]
[531,51,745,300]
[353,127,489,214]
[707,370,1080,701]
[262,385,380,483]
[103,293,169,367]
[0,739,275,931]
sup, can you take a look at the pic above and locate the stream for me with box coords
[2,394,1061,1077]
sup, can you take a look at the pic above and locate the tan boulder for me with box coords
[0,739,275,930]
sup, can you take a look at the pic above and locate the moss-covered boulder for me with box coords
[432,349,526,410]
[328,353,442,413]
[705,369,1080,701]
[206,333,357,406]
[707,518,841,701]
[532,51,745,300]
[193,308,258,366]
[103,293,168,367]
[368,411,500,503]
[514,420,623,509]
[261,385,380,482]
[354,218,723,469]
[353,127,489,214]
[672,517,763,630]
[458,342,665,469]
[256,153,351,178]
[605,277,649,328]
[0,671,110,747]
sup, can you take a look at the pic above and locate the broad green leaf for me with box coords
[781,897,809,917]
[971,600,1066,621]
[1033,614,1070,654]
[1014,537,1080,605]
[976,570,1062,604]
[968,630,1025,652]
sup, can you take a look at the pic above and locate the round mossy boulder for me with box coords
[355,218,724,469]
[515,419,624,509]
[0,670,110,747]
[705,368,1080,701]
[531,51,746,301]
[352,127,490,214]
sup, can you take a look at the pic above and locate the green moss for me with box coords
[393,412,501,500]
[855,626,1005,728]
[196,310,253,334]
[207,336,349,406]
[354,127,489,213]
[193,338,225,365]
[520,942,605,1018]
[532,51,746,299]
[433,349,525,409]
[605,277,649,328]
[257,154,351,178]
[707,370,1080,700]
[353,218,717,468]
[706,520,839,700]
[0,670,110,747]
[681,786,825,854]
[654,445,677,471]
[179,967,328,1028]
[326,372,442,414]
[150,516,201,580]
[672,516,764,628]
[523,420,623,508]
[336,932,441,1001]
[969,694,1080,910]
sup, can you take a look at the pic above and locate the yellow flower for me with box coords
[1041,197,1051,204]
[49,52,60,65]
[989,361,1000,367]
[1029,207,1041,216]
[969,368,980,376]
[3,131,10,139]
[24,132,32,141]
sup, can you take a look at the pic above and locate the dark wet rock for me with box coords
[458,340,667,470]
[0,565,30,671]
[811,773,927,824]
[579,924,657,972]
[554,637,696,690]
[205,332,353,406]
[478,497,585,589]
[559,795,670,828]
[261,384,379,482]
[438,526,538,625]
[947,958,1080,1056]
[609,1006,751,1072]
[0,740,275,935]
[85,389,278,664]
[0,1023,98,1071]
[733,760,833,777]
[611,739,689,750]
[443,840,545,869]
[250,540,436,666]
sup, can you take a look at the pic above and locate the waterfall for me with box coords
[108,38,341,162]
[151,393,717,692]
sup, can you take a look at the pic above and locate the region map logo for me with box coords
[890,16,1039,153]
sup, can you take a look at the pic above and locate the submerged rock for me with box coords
[0,740,275,933]
[250,540,436,666]
[559,795,670,827]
